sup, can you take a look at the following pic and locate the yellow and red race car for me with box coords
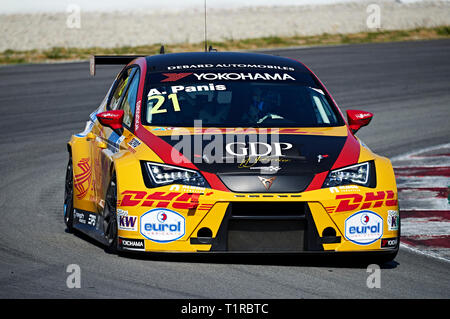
[65,52,399,261]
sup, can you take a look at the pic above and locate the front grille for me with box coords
[230,202,306,219]
[227,219,305,252]
[226,202,306,251]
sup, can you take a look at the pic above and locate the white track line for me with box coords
[391,143,450,161]
[391,143,450,262]
[400,243,450,264]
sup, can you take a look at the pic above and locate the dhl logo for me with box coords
[117,191,213,211]
[325,190,397,213]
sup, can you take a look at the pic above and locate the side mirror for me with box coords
[346,109,373,134]
[96,110,124,135]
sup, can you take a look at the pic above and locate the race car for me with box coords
[64,51,399,262]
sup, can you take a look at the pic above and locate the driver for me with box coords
[242,88,281,123]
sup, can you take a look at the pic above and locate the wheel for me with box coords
[373,249,398,265]
[103,172,118,253]
[64,156,75,232]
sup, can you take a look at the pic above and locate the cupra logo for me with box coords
[258,176,277,190]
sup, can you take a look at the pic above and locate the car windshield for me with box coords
[142,70,343,127]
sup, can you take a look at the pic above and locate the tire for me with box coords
[103,172,118,253]
[373,249,398,265]
[64,156,75,232]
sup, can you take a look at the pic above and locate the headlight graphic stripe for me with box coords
[331,132,360,170]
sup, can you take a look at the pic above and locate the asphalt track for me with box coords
[0,40,449,299]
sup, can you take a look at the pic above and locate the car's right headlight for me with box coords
[322,161,374,188]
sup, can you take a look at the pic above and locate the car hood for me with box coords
[141,126,355,192]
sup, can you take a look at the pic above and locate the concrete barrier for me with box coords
[1,0,449,52]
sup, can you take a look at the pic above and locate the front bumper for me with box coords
[116,186,400,254]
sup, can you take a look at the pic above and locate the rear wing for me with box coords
[89,55,144,76]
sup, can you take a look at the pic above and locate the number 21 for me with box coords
[149,94,181,114]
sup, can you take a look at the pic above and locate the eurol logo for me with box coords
[345,210,383,245]
[140,208,185,243]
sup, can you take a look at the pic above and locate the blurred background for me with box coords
[1,0,449,63]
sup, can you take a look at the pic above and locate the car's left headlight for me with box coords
[322,161,374,188]
[145,162,209,188]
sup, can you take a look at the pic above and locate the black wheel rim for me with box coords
[64,160,74,225]
[103,178,117,246]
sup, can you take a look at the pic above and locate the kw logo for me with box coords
[325,190,397,213]
[118,191,213,211]
[119,215,137,230]
[74,158,92,200]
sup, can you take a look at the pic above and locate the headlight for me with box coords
[145,162,209,188]
[323,162,373,188]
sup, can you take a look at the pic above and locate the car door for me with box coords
[91,66,140,212]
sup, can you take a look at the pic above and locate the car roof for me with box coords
[144,51,309,73]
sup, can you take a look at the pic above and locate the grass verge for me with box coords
[1,26,449,65]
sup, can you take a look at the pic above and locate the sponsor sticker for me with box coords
[193,72,295,81]
[160,72,192,82]
[166,63,295,71]
[128,138,141,149]
[140,208,185,243]
[118,191,201,210]
[73,210,97,227]
[74,210,86,224]
[134,100,141,132]
[345,210,383,245]
[118,215,138,231]
[387,210,399,231]
[225,142,293,157]
[381,237,398,249]
[168,185,206,193]
[330,190,397,213]
[329,185,361,194]
[119,237,145,251]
